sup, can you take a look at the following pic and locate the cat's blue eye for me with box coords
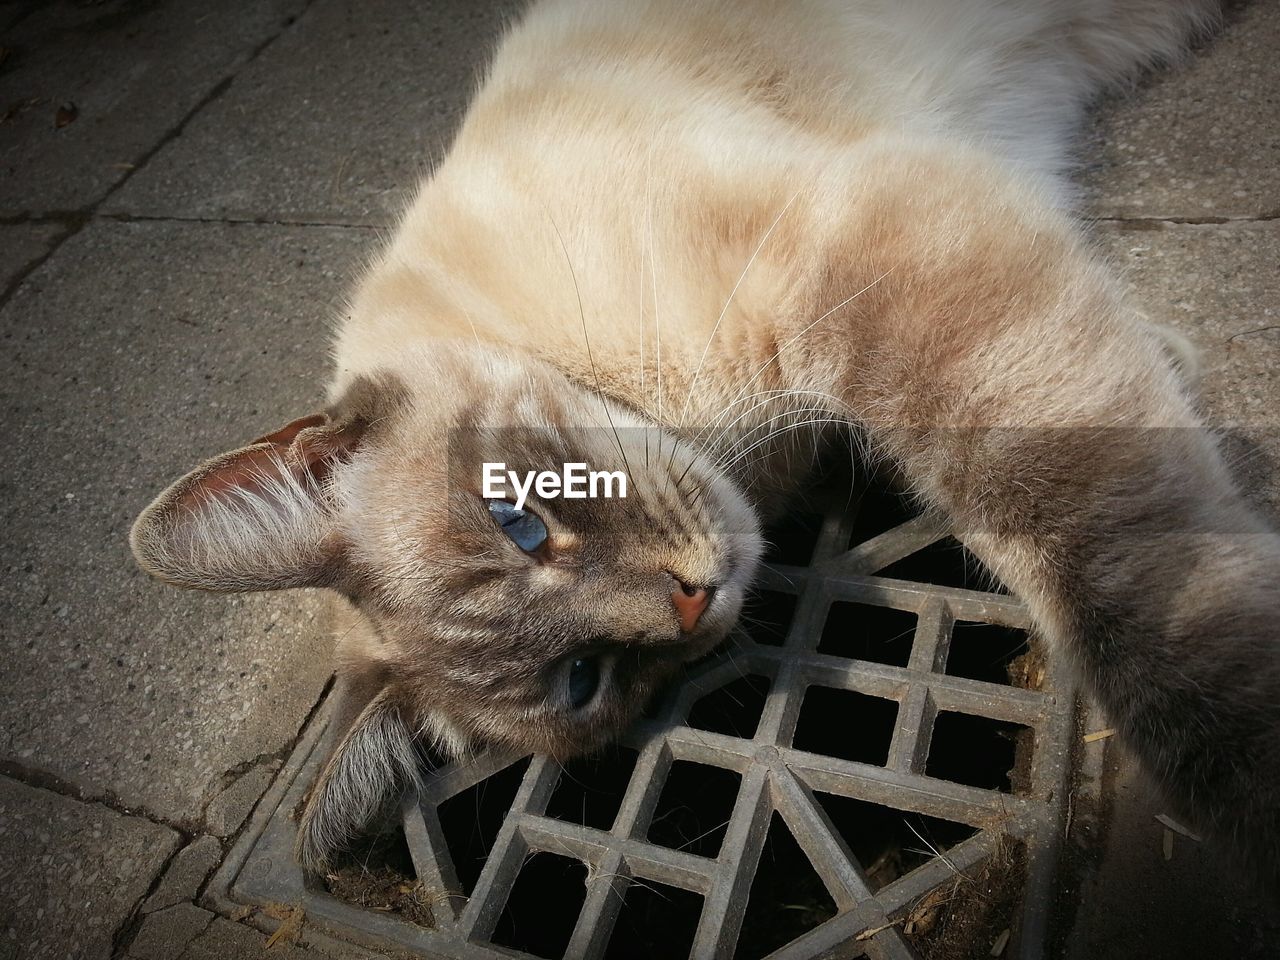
[486,500,549,553]
[567,657,600,710]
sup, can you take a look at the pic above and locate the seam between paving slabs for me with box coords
[208,481,1077,959]
[110,681,334,955]
[0,0,321,311]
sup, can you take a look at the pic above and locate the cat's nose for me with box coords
[670,576,714,633]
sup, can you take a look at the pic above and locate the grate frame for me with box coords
[207,481,1077,959]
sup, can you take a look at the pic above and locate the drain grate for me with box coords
[208,475,1076,959]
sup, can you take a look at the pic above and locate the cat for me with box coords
[129,0,1280,892]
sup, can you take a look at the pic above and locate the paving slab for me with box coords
[1095,221,1280,516]
[0,0,308,216]
[0,218,378,825]
[141,835,222,915]
[127,903,215,960]
[1082,0,1280,220]
[203,762,277,837]
[0,222,65,294]
[2,2,40,35]
[106,0,524,224]
[174,916,383,960]
[0,774,180,960]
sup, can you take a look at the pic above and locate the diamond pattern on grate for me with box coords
[217,477,1075,960]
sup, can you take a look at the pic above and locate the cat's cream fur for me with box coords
[132,0,1280,889]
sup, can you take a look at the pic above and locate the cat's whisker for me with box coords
[462,308,483,348]
[637,166,653,472]
[665,190,806,489]
[547,213,634,485]
[720,269,895,419]
[711,405,834,469]
[677,188,803,431]
[719,640,751,684]
[674,818,734,853]
[720,415,850,475]
[682,276,889,495]
[681,387,825,483]
[645,141,664,466]
[696,387,852,468]
[838,427,864,514]
[638,212,647,419]
[683,476,714,513]
[700,386,827,431]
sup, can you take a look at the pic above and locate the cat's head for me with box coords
[130,341,761,868]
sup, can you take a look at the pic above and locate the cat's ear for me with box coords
[296,670,421,872]
[129,411,366,592]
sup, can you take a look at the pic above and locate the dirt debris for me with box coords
[323,865,437,928]
[904,837,1026,960]
[262,903,304,948]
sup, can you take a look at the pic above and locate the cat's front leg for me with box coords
[778,138,1280,892]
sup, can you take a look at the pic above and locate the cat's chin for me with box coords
[679,625,736,665]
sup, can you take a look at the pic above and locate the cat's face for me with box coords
[130,342,761,866]
[340,347,762,759]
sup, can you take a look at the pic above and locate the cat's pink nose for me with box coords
[671,577,712,633]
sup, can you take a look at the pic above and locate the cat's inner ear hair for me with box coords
[130,371,410,594]
[128,409,366,594]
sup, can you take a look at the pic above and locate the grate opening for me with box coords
[437,756,529,894]
[545,747,638,831]
[761,511,823,566]
[736,812,838,959]
[793,685,899,766]
[321,826,436,927]
[603,878,704,960]
[818,601,917,666]
[926,712,1032,793]
[740,588,797,646]
[686,672,772,739]
[813,791,979,892]
[640,680,680,721]
[944,621,1032,687]
[846,483,916,548]
[489,851,588,958]
[877,537,1006,594]
[647,761,741,858]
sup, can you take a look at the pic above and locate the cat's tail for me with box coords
[875,0,1221,188]
[1062,0,1220,91]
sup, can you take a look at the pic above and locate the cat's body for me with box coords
[337,0,1210,506]
[132,0,1280,891]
